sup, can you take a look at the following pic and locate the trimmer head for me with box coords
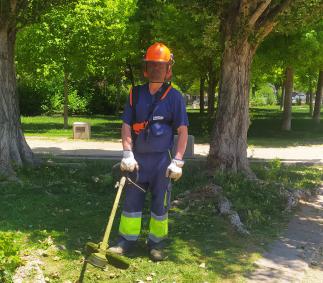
[87,252,108,269]
[84,242,130,269]
[81,176,130,272]
[84,242,99,255]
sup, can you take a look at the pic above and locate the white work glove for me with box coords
[166,159,184,181]
[120,150,139,172]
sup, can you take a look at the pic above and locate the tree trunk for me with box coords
[207,42,254,175]
[199,75,205,114]
[281,67,293,131]
[251,84,257,97]
[207,73,217,116]
[274,83,280,105]
[313,70,323,124]
[126,63,135,89]
[63,70,69,129]
[309,91,313,116]
[307,78,314,116]
[280,80,285,111]
[306,92,310,104]
[0,22,34,176]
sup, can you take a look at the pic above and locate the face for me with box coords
[146,61,170,82]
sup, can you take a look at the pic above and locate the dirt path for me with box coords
[26,137,323,163]
[246,187,323,283]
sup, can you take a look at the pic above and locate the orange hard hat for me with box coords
[144,42,173,63]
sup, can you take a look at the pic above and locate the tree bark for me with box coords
[313,70,323,124]
[207,41,254,175]
[306,91,309,104]
[308,82,314,116]
[126,63,135,89]
[199,75,205,114]
[63,70,69,129]
[309,92,313,116]
[281,67,293,131]
[280,80,285,111]
[207,0,292,175]
[0,21,34,176]
[207,69,218,116]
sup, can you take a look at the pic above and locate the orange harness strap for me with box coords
[160,85,172,100]
[131,85,172,135]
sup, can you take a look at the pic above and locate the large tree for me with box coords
[207,0,323,175]
[16,0,137,126]
[0,0,74,176]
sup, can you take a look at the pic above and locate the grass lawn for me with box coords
[1,159,322,282]
[22,115,122,141]
[22,105,323,147]
[248,105,323,147]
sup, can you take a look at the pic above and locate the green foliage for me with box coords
[68,90,89,115]
[0,232,22,282]
[14,0,323,117]
[250,84,277,106]
[16,0,137,115]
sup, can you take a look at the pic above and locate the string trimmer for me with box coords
[84,175,129,269]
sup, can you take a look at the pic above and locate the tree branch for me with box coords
[10,0,17,13]
[249,0,271,27]
[239,0,250,18]
[254,0,292,44]
[256,0,292,30]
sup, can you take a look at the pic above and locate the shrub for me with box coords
[250,84,277,106]
[68,90,89,115]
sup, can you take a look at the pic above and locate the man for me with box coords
[109,42,188,261]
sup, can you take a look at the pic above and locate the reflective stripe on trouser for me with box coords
[118,152,171,244]
[119,211,142,241]
[149,212,168,243]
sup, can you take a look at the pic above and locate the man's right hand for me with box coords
[120,150,139,172]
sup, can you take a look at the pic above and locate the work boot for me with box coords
[108,238,134,255]
[149,247,166,261]
[147,239,168,261]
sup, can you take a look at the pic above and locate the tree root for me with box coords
[172,184,250,235]
[13,250,46,283]
[172,181,322,236]
[281,187,318,212]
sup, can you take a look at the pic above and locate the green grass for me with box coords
[248,105,323,147]
[187,105,323,146]
[22,105,323,147]
[0,159,322,282]
[22,115,122,140]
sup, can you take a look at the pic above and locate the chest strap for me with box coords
[130,84,172,135]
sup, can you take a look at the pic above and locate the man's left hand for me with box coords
[166,159,184,181]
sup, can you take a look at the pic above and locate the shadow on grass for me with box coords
[0,159,262,282]
[1,159,322,281]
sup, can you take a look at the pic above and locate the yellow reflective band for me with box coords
[119,214,142,236]
[149,215,168,239]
